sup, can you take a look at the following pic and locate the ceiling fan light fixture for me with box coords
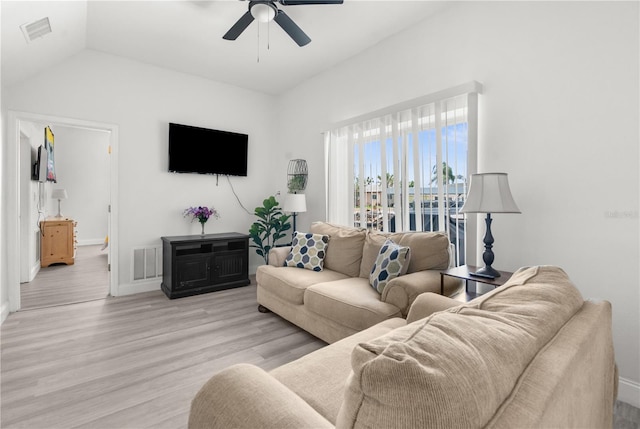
[224,0,343,46]
[250,2,277,23]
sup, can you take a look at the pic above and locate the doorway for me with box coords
[7,111,119,313]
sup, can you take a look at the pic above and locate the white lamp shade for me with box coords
[460,173,520,214]
[283,193,307,213]
[51,189,68,200]
[251,2,276,22]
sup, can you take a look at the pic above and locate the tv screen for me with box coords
[168,122,248,177]
[45,126,56,182]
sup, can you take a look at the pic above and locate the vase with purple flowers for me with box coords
[183,206,220,235]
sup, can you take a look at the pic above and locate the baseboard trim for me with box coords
[77,239,106,246]
[0,301,9,325]
[114,279,161,297]
[29,263,40,282]
[618,376,640,408]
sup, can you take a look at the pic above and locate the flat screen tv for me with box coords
[32,126,56,182]
[32,144,48,182]
[168,122,248,177]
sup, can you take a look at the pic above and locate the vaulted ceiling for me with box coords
[1,1,448,95]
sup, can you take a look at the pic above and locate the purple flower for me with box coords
[183,206,220,224]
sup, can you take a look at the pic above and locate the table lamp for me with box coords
[51,188,68,218]
[460,173,520,278]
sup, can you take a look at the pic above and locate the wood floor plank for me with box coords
[20,245,109,310]
[3,271,327,429]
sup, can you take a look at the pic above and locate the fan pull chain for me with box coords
[256,20,271,63]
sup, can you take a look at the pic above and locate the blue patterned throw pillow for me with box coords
[284,231,330,271]
[370,238,411,293]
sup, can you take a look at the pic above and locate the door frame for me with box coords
[7,110,119,312]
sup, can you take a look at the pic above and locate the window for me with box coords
[324,82,482,266]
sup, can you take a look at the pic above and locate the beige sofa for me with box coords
[256,221,463,344]
[189,265,617,429]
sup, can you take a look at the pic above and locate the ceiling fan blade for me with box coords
[279,0,343,5]
[223,11,255,40]
[273,9,311,47]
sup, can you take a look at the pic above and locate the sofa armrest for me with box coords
[406,292,461,324]
[381,270,463,317]
[268,246,291,267]
[189,363,333,429]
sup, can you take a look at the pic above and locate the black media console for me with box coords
[161,232,250,299]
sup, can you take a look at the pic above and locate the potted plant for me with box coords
[249,196,291,264]
[287,174,307,193]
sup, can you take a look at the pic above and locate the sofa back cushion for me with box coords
[359,231,450,278]
[336,266,585,429]
[310,222,366,277]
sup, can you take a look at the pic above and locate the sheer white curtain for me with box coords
[324,82,482,266]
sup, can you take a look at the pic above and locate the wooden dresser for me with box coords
[40,218,77,267]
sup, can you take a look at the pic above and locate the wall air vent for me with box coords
[20,17,52,43]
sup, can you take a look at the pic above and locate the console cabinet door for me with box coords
[212,250,247,285]
[175,254,212,291]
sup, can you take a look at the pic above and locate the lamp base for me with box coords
[469,265,501,279]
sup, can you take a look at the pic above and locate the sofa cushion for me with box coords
[359,230,450,278]
[284,231,330,271]
[369,239,411,293]
[359,232,388,278]
[256,265,349,305]
[337,266,584,429]
[310,222,366,277]
[393,231,450,273]
[270,318,406,425]
[304,278,402,332]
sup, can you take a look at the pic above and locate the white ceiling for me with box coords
[1,0,448,95]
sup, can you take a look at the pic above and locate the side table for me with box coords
[440,265,514,302]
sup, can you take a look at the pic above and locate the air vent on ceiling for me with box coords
[20,17,52,43]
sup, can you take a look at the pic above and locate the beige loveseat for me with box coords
[256,221,463,343]
[189,266,617,429]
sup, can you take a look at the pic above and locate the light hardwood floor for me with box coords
[21,244,109,310]
[3,270,638,428]
[2,281,327,428]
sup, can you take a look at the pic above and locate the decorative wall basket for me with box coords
[287,159,308,193]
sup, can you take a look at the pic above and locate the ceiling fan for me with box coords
[223,0,344,47]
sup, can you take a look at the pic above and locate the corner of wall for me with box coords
[1,87,6,323]
[0,301,9,325]
[618,377,640,409]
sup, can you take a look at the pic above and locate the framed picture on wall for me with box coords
[45,126,56,182]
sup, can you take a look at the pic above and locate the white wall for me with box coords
[46,125,110,245]
[275,1,639,405]
[3,50,279,295]
[18,121,48,281]
[1,39,5,323]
